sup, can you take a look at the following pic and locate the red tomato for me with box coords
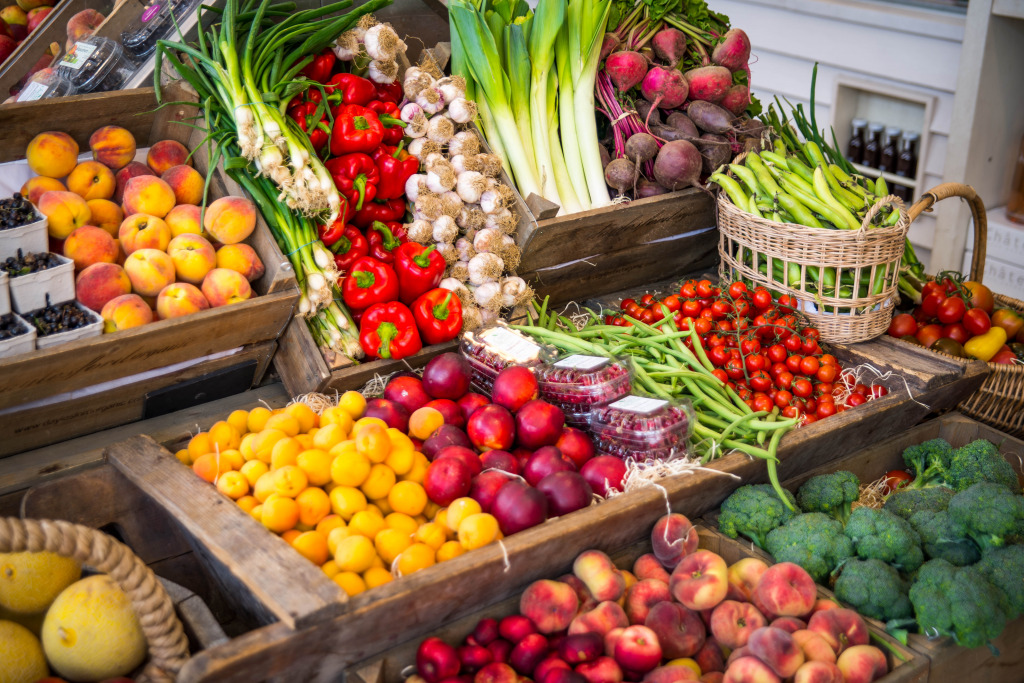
[802,328,821,342]
[784,335,803,352]
[847,393,867,407]
[725,358,745,380]
[621,298,637,310]
[775,390,794,407]
[888,313,918,338]
[640,294,656,306]
[770,362,788,378]
[753,393,774,413]
[638,309,655,324]
[820,353,838,367]
[937,296,967,324]
[962,308,991,337]
[815,382,834,396]
[793,378,813,398]
[734,300,752,318]
[921,291,946,318]
[781,406,799,418]
[712,369,728,384]
[800,356,820,377]
[696,279,714,298]
[941,323,969,345]
[816,402,837,419]
[711,300,732,320]
[708,346,730,367]
[694,318,712,335]
[854,384,870,396]
[750,371,772,393]
[650,306,666,321]
[916,323,943,348]
[662,294,681,313]
[921,280,944,299]
[700,308,714,321]
[816,364,837,383]
[728,282,748,299]
[752,288,772,310]
[801,338,821,356]
[991,348,1017,364]
[745,354,766,373]
[786,354,803,373]
[680,282,697,298]
[801,413,818,425]
[871,384,889,398]
[964,281,994,314]
[682,299,702,317]
[776,371,794,390]
[883,470,914,494]
[767,344,788,363]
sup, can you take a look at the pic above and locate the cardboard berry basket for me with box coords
[0,83,299,456]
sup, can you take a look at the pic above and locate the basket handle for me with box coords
[908,183,988,283]
[0,517,190,683]
[858,194,908,238]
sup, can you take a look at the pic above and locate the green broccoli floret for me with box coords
[908,509,980,566]
[974,545,1024,619]
[765,512,855,582]
[902,438,954,488]
[718,484,800,549]
[844,506,924,572]
[833,558,913,622]
[908,559,1008,648]
[883,487,955,520]
[946,439,1020,492]
[796,471,861,524]
[948,482,1024,553]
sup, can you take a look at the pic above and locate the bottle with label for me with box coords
[1007,134,1024,224]
[879,127,901,174]
[847,118,867,165]
[122,0,202,60]
[863,123,885,169]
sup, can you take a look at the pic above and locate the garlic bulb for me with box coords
[332,31,359,61]
[468,252,504,286]
[426,116,455,145]
[474,281,502,310]
[462,305,483,331]
[432,215,458,243]
[480,182,504,215]
[441,191,464,218]
[447,98,477,124]
[500,277,529,308]
[473,228,501,254]
[426,161,456,193]
[449,260,470,282]
[480,308,500,326]
[368,60,398,84]
[450,154,468,176]
[449,131,481,158]
[404,174,427,202]
[364,24,405,61]
[400,103,424,123]
[406,112,428,139]
[407,219,433,243]
[476,153,504,178]
[415,192,443,221]
[403,70,434,100]
[455,237,476,262]
[456,171,486,204]
[440,277,470,299]
[484,207,515,232]
[416,87,443,115]
[437,242,458,264]
[436,75,467,105]
[457,206,486,231]
[423,152,447,168]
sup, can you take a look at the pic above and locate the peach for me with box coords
[722,657,780,683]
[793,661,843,683]
[20,176,65,205]
[119,213,170,255]
[645,601,706,660]
[85,198,124,238]
[167,233,216,284]
[165,203,206,238]
[66,9,104,47]
[560,574,598,613]
[76,262,131,311]
[64,225,118,270]
[604,628,625,658]
[570,601,629,638]
[699,673,724,683]
[812,600,839,614]
[38,190,91,238]
[624,579,671,625]
[573,551,625,604]
[709,600,766,650]
[125,248,175,297]
[147,139,191,175]
[834,645,887,683]
[156,282,210,320]
[634,554,671,584]
[216,242,265,282]
[613,625,661,675]
[26,131,78,178]
[122,175,175,218]
[769,617,805,634]
[726,558,769,603]
[694,638,725,675]
[162,164,204,205]
[751,563,816,620]
[621,570,637,594]
[791,630,836,664]
[670,550,728,611]
[520,579,579,634]
[201,267,253,307]
[89,125,136,171]
[203,195,257,245]
[747,627,804,679]
[560,632,604,665]
[66,160,116,200]
[499,615,537,644]
[577,656,623,683]
[101,293,153,332]
[114,162,155,203]
[642,666,698,683]
[806,609,869,656]
[652,514,698,569]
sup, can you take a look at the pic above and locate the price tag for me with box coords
[17,81,50,102]
[60,41,98,71]
[140,2,163,22]
[610,395,668,415]
[554,355,608,371]
[480,327,540,363]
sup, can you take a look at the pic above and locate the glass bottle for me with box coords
[1007,134,1024,224]
[863,123,885,169]
[847,118,867,165]
[879,127,901,174]
[895,132,920,178]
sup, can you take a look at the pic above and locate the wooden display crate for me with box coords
[705,412,1024,683]
[0,84,299,456]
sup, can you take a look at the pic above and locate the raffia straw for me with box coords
[289,392,337,414]
[854,475,891,511]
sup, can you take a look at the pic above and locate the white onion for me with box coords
[456,171,486,204]
[446,98,477,124]
[432,215,458,243]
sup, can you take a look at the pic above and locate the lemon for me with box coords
[0,551,81,615]
[0,620,48,683]
[42,575,147,681]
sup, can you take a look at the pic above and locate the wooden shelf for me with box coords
[992,0,1024,20]
[850,162,919,188]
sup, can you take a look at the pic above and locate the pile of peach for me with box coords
[23,128,264,332]
[413,514,892,683]
[180,394,507,598]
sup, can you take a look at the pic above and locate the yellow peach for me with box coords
[64,225,118,271]
[38,190,91,239]
[76,262,131,312]
[124,248,176,297]
[167,233,216,285]
[146,139,191,176]
[85,198,123,238]
[156,282,211,320]
[122,176,175,219]
[203,196,256,245]
[216,243,265,282]
[101,293,154,332]
[201,268,252,307]
[66,160,116,201]
[161,164,204,206]
[21,176,65,205]
[89,125,136,171]
[118,213,170,255]
[165,204,206,238]
[26,131,79,178]
[114,162,155,204]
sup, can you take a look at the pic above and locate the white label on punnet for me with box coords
[60,42,97,70]
[554,355,608,371]
[480,327,540,363]
[17,81,50,102]
[610,395,668,415]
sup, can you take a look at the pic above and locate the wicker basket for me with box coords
[0,517,191,683]
[902,183,1024,438]
[717,191,910,343]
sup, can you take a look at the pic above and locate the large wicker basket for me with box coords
[0,517,191,683]
[717,191,910,343]
[903,183,1024,438]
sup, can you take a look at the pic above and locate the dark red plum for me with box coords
[364,398,410,432]
[523,446,576,487]
[537,471,594,516]
[491,480,548,535]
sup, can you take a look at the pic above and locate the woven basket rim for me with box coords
[715,191,911,239]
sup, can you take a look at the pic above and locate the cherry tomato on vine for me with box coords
[793,378,813,398]
[662,295,681,313]
[750,371,772,393]
[640,294,656,306]
[712,369,728,384]
[682,300,702,317]
[888,313,918,338]
[753,393,774,413]
[921,281,944,299]
[847,393,867,407]
[696,280,714,298]
[725,358,745,380]
[752,288,772,310]
[680,282,697,298]
[801,338,821,356]
[921,291,946,318]
[785,355,803,373]
[740,338,761,355]
[708,346,730,367]
[784,335,803,352]
[745,354,766,373]
[916,323,943,348]
[776,371,795,390]
[638,309,655,324]
[775,390,794,408]
[767,344,788,363]
[781,405,799,418]
[962,308,991,337]
[815,382,834,396]
[816,402,837,419]
[937,296,967,324]
[820,353,837,367]
[694,318,713,335]
[816,364,837,383]
[621,298,637,310]
[964,281,994,314]
[800,356,820,377]
[941,322,969,345]
[728,282,748,299]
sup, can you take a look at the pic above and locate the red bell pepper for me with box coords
[342,256,399,310]
[359,301,422,360]
[330,104,387,156]
[325,153,380,211]
[288,101,330,153]
[318,220,368,274]
[366,100,407,145]
[299,48,336,84]
[412,288,463,345]
[395,241,446,306]
[374,80,403,104]
[367,220,408,264]
[325,73,378,107]
[372,142,419,201]
[353,197,407,229]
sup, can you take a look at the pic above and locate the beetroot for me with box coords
[696,133,731,175]
[604,158,636,196]
[636,179,669,198]
[600,33,620,61]
[719,84,750,117]
[651,28,687,66]
[641,66,688,110]
[599,144,612,169]
[711,29,751,72]
[651,124,692,143]
[605,51,648,92]
[625,132,660,163]
[652,140,702,191]
[684,65,732,104]
[634,100,662,127]
[687,100,736,135]
[665,112,699,138]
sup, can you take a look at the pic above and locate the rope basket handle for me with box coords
[907,182,988,283]
[0,517,190,683]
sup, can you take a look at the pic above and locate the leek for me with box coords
[554,27,589,207]
[527,0,566,209]
[566,0,612,209]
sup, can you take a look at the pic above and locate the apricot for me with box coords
[89,125,136,171]
[76,262,131,312]
[161,164,204,205]
[156,282,210,320]
[215,243,265,282]
[147,139,191,175]
[203,196,256,244]
[66,160,116,200]
[122,175,175,218]
[114,162,155,204]
[26,131,79,178]
[167,233,216,284]
[201,267,252,307]
[100,293,153,332]
[124,248,176,297]
[21,176,65,205]
[64,225,118,271]
[85,199,124,238]
[38,190,91,239]
[119,213,170,255]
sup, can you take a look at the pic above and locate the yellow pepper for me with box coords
[964,326,1007,362]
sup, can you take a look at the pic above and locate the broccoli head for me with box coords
[948,482,1024,553]
[974,545,1024,619]
[833,558,913,622]
[796,471,861,524]
[718,484,799,549]
[765,512,855,583]
[883,487,954,520]
[902,438,954,488]
[908,559,1008,648]
[946,439,1020,492]
[908,509,980,567]
[844,506,924,572]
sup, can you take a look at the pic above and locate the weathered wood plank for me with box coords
[274,317,332,396]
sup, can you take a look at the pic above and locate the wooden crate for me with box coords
[344,525,926,683]
[0,84,299,455]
